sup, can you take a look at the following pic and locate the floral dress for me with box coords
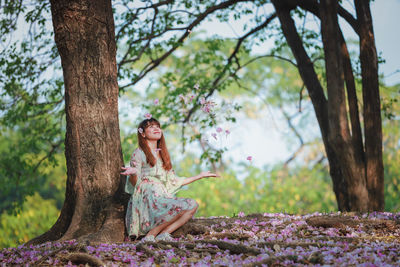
[125,147,198,239]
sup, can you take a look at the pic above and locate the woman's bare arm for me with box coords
[181,171,220,186]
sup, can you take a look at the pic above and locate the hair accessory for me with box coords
[138,128,143,134]
[144,113,152,119]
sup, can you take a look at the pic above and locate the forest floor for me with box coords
[1,211,399,266]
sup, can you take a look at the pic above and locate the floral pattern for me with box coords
[125,147,198,239]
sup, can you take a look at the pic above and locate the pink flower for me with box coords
[138,128,143,134]
[247,156,252,161]
[154,98,159,105]
[216,127,223,133]
[201,105,211,113]
[211,133,217,140]
[225,129,230,135]
[144,113,152,119]
[200,97,206,105]
[194,83,200,90]
[238,211,245,217]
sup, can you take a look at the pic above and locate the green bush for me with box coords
[0,192,59,248]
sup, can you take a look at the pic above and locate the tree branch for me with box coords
[119,0,252,90]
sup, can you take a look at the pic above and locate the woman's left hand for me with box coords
[198,171,220,179]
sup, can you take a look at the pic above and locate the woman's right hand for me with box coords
[121,166,138,176]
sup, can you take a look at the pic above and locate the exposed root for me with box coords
[196,239,261,255]
[206,232,251,241]
[60,252,105,266]
[172,222,209,237]
[244,252,323,266]
[136,242,156,258]
[32,243,87,266]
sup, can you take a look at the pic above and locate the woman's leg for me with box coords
[159,205,198,234]
[145,211,184,237]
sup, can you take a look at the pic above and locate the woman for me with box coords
[121,118,220,242]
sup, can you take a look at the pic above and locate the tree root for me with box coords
[257,241,351,250]
[172,222,209,237]
[206,232,251,241]
[136,242,156,257]
[196,239,261,255]
[244,251,324,266]
[32,243,87,266]
[152,241,188,257]
[59,252,105,266]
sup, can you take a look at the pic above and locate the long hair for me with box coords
[137,118,172,171]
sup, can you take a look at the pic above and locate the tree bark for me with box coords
[272,0,384,211]
[319,0,369,211]
[355,0,384,211]
[271,0,350,211]
[28,0,128,245]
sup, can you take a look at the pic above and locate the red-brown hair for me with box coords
[137,118,172,171]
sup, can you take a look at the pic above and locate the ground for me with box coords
[1,211,399,266]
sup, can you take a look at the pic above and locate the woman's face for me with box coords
[142,123,162,140]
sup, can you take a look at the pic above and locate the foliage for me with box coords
[0,193,59,248]
[178,160,337,217]
[382,84,400,211]
[0,0,64,213]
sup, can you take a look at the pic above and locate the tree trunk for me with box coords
[272,0,383,211]
[319,0,369,211]
[28,0,128,245]
[355,0,384,211]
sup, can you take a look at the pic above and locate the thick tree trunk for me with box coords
[272,0,383,211]
[28,0,128,245]
[319,0,369,211]
[355,0,384,211]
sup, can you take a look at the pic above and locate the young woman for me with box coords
[121,118,220,242]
